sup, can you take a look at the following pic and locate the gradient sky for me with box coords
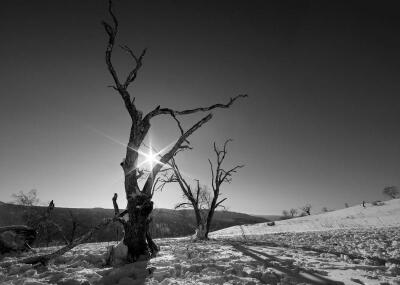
[0,0,399,215]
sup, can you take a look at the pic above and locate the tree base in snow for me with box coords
[105,239,155,267]
[106,240,129,266]
[192,225,208,241]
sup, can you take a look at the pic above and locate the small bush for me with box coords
[372,200,385,206]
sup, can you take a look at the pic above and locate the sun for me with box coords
[146,149,158,169]
[139,147,164,171]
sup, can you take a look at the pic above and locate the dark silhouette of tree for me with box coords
[289,208,297,217]
[101,1,247,262]
[8,0,246,266]
[383,186,398,199]
[12,189,40,206]
[301,204,312,215]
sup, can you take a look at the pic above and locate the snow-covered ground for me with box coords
[212,199,400,238]
[1,199,400,284]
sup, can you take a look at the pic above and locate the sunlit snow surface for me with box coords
[1,236,400,285]
[1,200,400,284]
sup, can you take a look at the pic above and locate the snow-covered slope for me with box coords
[211,198,400,238]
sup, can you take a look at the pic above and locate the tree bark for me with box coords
[194,223,207,240]
[123,194,154,262]
[205,201,216,239]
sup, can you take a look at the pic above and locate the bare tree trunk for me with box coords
[193,208,204,231]
[101,0,246,262]
[205,203,216,239]
[123,194,154,262]
[194,223,207,240]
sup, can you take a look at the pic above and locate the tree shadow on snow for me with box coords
[231,243,344,285]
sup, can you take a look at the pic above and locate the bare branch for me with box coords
[220,139,232,163]
[142,114,213,195]
[174,202,192,209]
[171,158,192,197]
[150,168,175,196]
[195,179,200,205]
[120,45,147,89]
[102,0,137,118]
[102,0,120,87]
[215,198,227,209]
[208,159,215,191]
[168,110,190,145]
[17,218,114,265]
[220,165,244,184]
[46,221,69,245]
[144,94,248,122]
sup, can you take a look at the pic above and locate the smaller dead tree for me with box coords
[167,139,243,240]
[383,186,399,199]
[289,208,297,217]
[301,204,312,216]
[205,140,244,238]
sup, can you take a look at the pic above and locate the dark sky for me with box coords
[1,0,399,215]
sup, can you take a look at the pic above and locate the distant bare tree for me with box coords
[11,190,78,247]
[383,186,398,199]
[12,189,40,206]
[321,207,329,213]
[166,140,243,239]
[289,208,297,217]
[301,204,312,215]
[344,203,349,208]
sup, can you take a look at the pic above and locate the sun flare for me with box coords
[144,148,159,169]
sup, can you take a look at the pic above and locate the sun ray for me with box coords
[88,126,178,180]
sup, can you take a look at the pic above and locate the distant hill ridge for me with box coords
[0,202,267,245]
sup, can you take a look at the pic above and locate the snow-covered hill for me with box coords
[211,198,400,238]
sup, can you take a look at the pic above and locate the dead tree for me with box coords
[101,1,247,261]
[301,204,312,216]
[383,186,399,199]
[166,162,211,239]
[205,140,244,238]
[168,140,243,239]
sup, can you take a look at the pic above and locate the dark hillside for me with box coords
[0,202,266,245]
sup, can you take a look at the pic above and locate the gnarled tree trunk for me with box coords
[124,194,154,261]
[101,0,246,262]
